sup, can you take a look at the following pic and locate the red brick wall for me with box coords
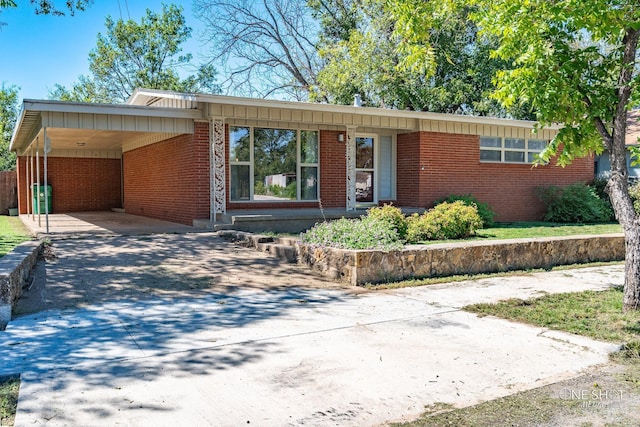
[123,121,210,225]
[16,156,121,214]
[396,131,594,221]
[228,129,347,210]
[319,130,346,208]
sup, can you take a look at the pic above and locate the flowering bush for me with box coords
[366,204,408,239]
[406,201,482,242]
[434,194,495,227]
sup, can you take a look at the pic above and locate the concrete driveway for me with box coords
[1,232,624,426]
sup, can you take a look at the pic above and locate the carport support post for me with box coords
[36,137,40,227]
[29,146,34,220]
[43,129,50,233]
[24,146,30,217]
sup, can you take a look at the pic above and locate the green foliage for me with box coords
[537,183,614,224]
[50,4,219,103]
[0,84,18,171]
[312,1,524,116]
[300,216,403,250]
[0,0,91,15]
[406,201,482,242]
[367,204,408,239]
[628,181,640,215]
[434,194,495,227]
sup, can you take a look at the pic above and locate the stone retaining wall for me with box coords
[0,240,42,328]
[298,234,625,285]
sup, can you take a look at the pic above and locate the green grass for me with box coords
[416,221,622,244]
[0,375,19,426]
[465,285,640,344]
[0,216,31,258]
[477,221,622,240]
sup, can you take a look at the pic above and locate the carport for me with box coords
[10,100,200,232]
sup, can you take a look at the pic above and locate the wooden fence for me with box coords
[0,171,18,215]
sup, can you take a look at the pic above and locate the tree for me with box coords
[0,0,91,15]
[393,0,640,310]
[312,0,526,116]
[193,0,321,100]
[50,4,220,103]
[0,84,18,171]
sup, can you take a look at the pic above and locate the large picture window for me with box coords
[480,136,548,164]
[229,126,319,201]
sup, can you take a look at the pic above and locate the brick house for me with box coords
[10,88,594,226]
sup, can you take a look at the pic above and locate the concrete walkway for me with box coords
[19,211,197,239]
[1,233,625,426]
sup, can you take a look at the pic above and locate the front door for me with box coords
[355,136,375,204]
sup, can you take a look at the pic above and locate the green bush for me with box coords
[366,204,408,239]
[300,216,403,250]
[406,201,483,242]
[536,183,613,223]
[629,181,640,214]
[434,194,495,227]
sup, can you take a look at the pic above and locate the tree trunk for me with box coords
[605,27,640,311]
[623,227,640,310]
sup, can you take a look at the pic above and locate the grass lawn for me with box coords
[0,216,31,258]
[415,221,622,245]
[0,376,19,427]
[477,221,622,240]
[465,285,640,344]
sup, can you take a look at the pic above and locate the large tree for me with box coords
[393,0,640,310]
[311,0,525,116]
[193,0,321,100]
[0,84,18,171]
[50,4,219,103]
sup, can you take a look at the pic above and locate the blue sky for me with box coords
[0,1,206,101]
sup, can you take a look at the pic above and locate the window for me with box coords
[480,136,548,164]
[230,126,319,201]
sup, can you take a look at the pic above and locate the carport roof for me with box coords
[10,99,203,154]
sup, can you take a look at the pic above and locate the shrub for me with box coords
[536,183,613,223]
[406,201,483,242]
[629,181,640,214]
[366,204,408,239]
[434,194,495,227]
[300,216,403,250]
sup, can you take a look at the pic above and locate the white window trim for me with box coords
[480,136,548,164]
[354,133,397,206]
[229,126,320,202]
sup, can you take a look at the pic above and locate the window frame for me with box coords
[229,125,320,202]
[480,136,548,164]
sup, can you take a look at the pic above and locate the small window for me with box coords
[480,136,548,164]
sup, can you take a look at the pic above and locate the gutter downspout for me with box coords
[43,129,49,233]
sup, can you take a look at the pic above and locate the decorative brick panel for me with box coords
[16,156,121,214]
[123,122,210,225]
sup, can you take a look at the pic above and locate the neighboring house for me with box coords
[594,109,640,182]
[9,89,593,226]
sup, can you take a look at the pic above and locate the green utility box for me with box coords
[32,184,52,214]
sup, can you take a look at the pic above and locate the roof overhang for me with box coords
[10,99,203,155]
[129,88,560,132]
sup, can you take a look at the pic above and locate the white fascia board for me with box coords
[193,93,559,130]
[128,88,198,106]
[21,99,203,119]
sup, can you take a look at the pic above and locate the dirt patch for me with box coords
[14,232,358,316]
